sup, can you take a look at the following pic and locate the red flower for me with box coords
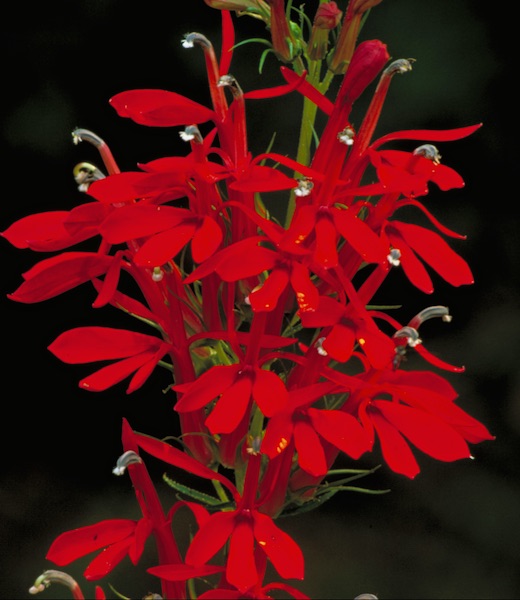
[345,369,495,478]
[382,220,474,294]
[174,361,288,434]
[48,326,172,393]
[299,295,396,368]
[132,431,304,592]
[99,203,223,266]
[261,382,371,476]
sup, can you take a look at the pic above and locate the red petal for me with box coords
[92,251,123,308]
[308,408,370,458]
[191,216,223,263]
[133,222,197,267]
[185,511,236,566]
[127,346,170,393]
[48,326,163,362]
[392,222,474,287]
[109,89,215,126]
[279,66,334,115]
[253,368,288,416]
[293,419,327,476]
[174,364,241,412]
[332,208,387,263]
[8,252,113,303]
[299,295,345,328]
[205,375,252,434]
[371,124,482,150]
[314,214,338,268]
[227,519,257,592]
[1,211,71,249]
[249,267,290,312]
[84,538,133,581]
[99,204,189,243]
[87,172,152,204]
[79,351,159,392]
[46,519,136,565]
[373,401,471,462]
[370,409,420,478]
[386,228,433,294]
[229,165,297,193]
[322,323,356,362]
[133,431,238,497]
[290,262,319,313]
[261,412,294,459]
[218,245,277,281]
[252,511,304,580]
[219,9,235,74]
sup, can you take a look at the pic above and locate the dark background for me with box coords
[1,1,518,599]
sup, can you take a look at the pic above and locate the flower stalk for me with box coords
[2,3,495,599]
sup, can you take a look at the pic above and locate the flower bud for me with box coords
[307,2,343,60]
[266,0,300,63]
[204,0,266,11]
[339,39,389,105]
[328,0,383,73]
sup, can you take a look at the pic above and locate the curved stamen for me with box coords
[29,570,83,600]
[72,128,120,175]
[112,450,143,476]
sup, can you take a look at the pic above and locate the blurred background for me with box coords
[1,1,518,598]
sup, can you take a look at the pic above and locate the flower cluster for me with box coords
[5,2,494,599]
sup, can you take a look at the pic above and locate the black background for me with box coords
[1,2,518,599]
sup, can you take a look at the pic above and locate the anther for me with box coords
[338,126,355,146]
[393,326,422,347]
[315,337,329,356]
[387,248,401,267]
[112,450,143,476]
[413,144,441,164]
[29,571,82,598]
[72,128,105,149]
[179,125,203,144]
[294,178,314,197]
[73,162,105,192]
[151,267,164,282]
[217,74,244,99]
[182,32,212,49]
[383,58,414,77]
[408,305,452,330]
[246,436,263,455]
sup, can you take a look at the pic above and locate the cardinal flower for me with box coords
[261,381,371,476]
[174,360,288,434]
[300,295,396,368]
[131,429,305,592]
[341,368,495,478]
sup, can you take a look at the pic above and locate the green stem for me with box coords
[285,62,336,227]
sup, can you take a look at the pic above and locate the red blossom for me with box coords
[261,382,371,476]
[348,369,495,478]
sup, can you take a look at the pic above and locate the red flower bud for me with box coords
[314,1,342,30]
[339,39,389,104]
